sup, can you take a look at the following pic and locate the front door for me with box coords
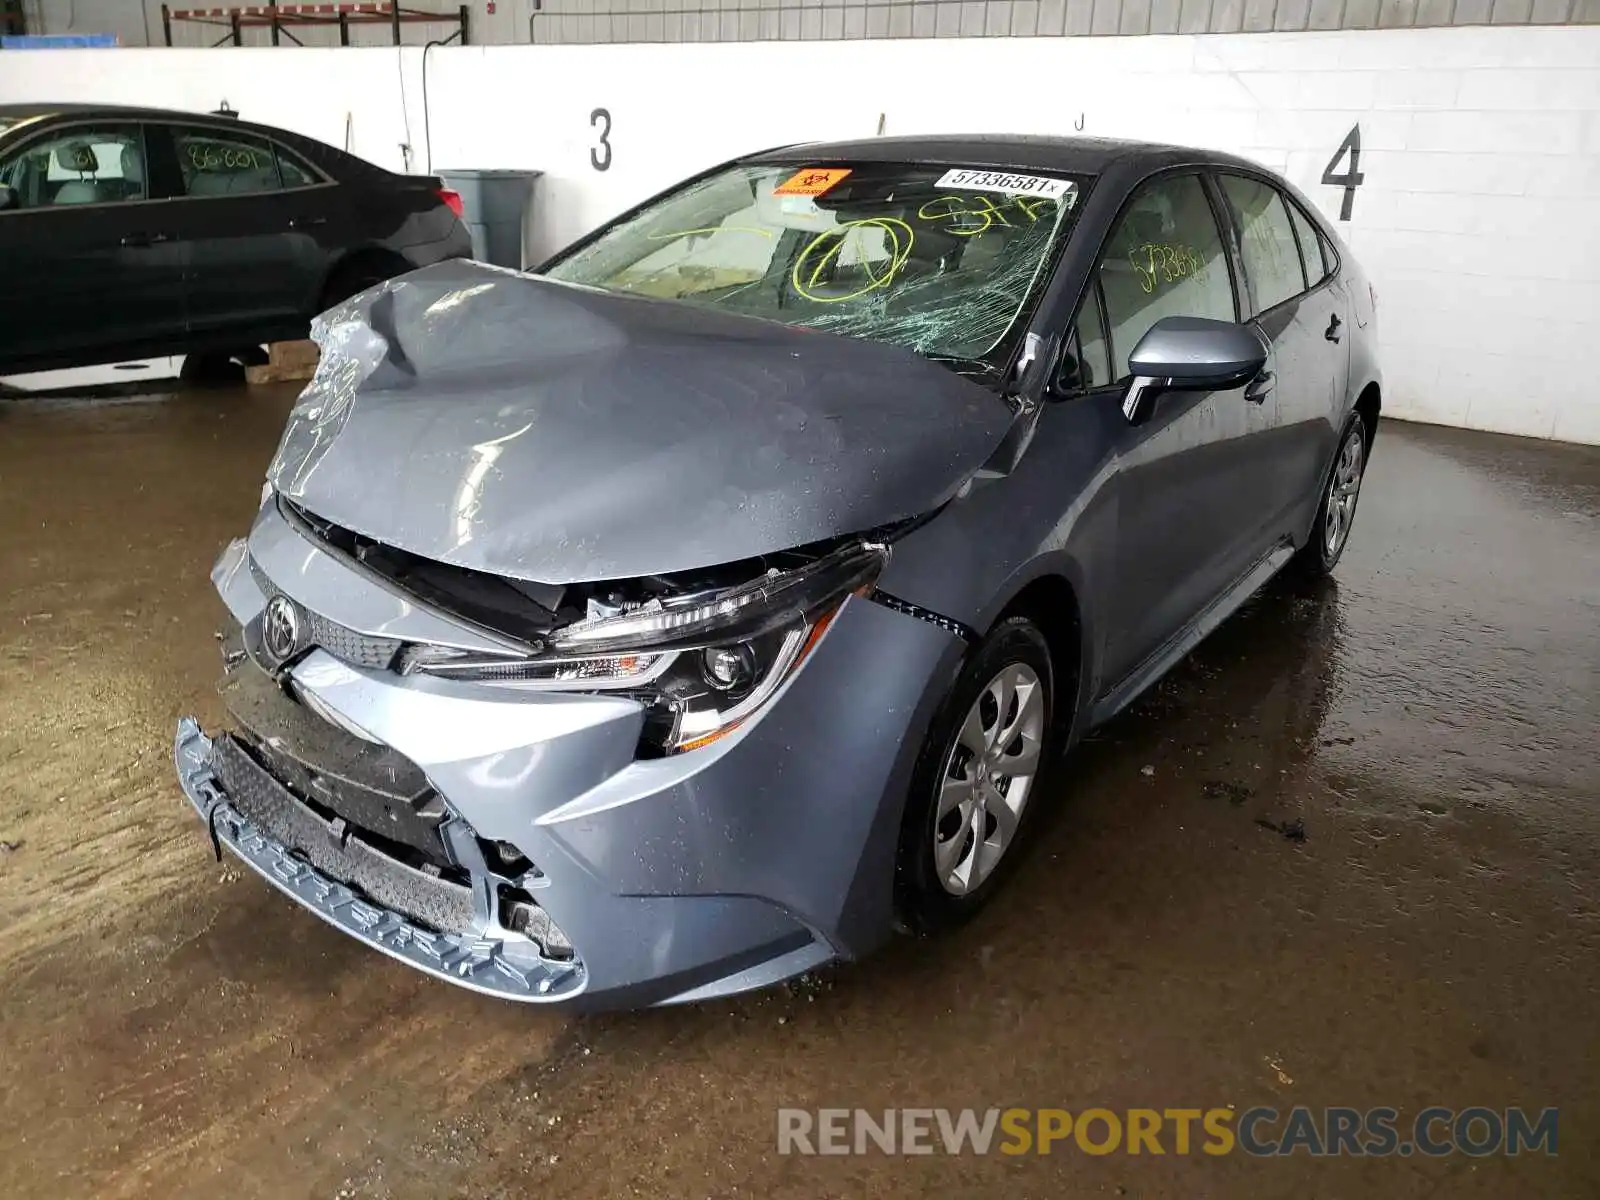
[1075,172,1269,690]
[0,121,187,372]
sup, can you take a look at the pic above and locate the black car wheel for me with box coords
[1288,413,1368,580]
[319,255,409,311]
[179,346,267,388]
[895,616,1055,935]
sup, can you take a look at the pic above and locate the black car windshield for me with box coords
[543,161,1088,369]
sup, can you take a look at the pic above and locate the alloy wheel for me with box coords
[1324,428,1366,561]
[933,662,1046,896]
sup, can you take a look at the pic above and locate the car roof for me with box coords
[744,133,1257,176]
[0,102,329,147]
[0,102,380,177]
[1,102,236,121]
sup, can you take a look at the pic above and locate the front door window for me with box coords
[0,124,147,209]
[1096,174,1236,380]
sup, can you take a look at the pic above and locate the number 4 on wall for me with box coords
[1321,124,1365,222]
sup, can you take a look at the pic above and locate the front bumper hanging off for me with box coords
[172,499,968,1008]
[174,717,584,1002]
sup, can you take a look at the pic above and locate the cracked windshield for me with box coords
[544,161,1085,367]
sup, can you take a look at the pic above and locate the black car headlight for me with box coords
[400,542,887,753]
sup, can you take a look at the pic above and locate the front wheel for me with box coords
[894,616,1055,935]
[1288,413,1368,581]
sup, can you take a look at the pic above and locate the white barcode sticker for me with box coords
[935,168,1075,200]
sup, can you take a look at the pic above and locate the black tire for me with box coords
[178,350,258,388]
[319,258,402,311]
[894,616,1055,936]
[1287,413,1368,582]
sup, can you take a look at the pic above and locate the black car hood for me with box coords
[267,260,1015,585]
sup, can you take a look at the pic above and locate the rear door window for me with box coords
[172,126,286,197]
[1219,174,1308,316]
[1096,173,1237,380]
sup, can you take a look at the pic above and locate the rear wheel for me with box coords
[178,346,267,388]
[894,616,1055,935]
[1288,413,1367,580]
[319,256,407,311]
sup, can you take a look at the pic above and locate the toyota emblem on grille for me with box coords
[261,594,302,664]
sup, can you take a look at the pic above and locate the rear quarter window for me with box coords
[1287,200,1331,286]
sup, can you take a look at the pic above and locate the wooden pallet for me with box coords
[245,339,320,385]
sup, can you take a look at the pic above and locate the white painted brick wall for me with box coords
[1,25,1598,443]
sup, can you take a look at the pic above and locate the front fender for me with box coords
[876,392,1124,718]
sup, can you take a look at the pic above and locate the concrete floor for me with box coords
[1,387,1596,1199]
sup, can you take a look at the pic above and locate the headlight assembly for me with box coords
[399,542,887,753]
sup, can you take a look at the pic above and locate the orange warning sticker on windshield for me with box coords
[773,167,852,197]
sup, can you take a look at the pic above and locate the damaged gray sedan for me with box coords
[175,135,1381,1007]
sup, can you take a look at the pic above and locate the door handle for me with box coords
[288,215,327,229]
[1244,370,1275,404]
[1325,314,1343,343]
[120,232,171,247]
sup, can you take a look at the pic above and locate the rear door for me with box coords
[1215,173,1350,543]
[1067,171,1267,689]
[160,122,334,341]
[1286,197,1351,523]
[0,120,186,371]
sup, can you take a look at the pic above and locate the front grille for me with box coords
[301,608,402,670]
[248,557,402,671]
[219,653,453,869]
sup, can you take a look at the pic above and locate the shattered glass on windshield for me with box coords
[543,162,1085,368]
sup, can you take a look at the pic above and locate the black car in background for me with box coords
[0,103,472,378]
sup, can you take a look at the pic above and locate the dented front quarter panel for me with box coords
[877,390,1127,706]
[208,510,966,1003]
[267,260,1015,585]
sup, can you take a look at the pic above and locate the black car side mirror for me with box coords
[0,184,17,212]
[1122,316,1268,425]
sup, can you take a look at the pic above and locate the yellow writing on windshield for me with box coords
[792,217,914,303]
[917,193,1055,236]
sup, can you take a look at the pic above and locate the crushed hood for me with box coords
[268,259,1015,584]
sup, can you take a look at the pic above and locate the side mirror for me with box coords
[1122,316,1268,425]
[0,184,17,212]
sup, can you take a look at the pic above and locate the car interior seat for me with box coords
[187,159,279,197]
[51,144,103,205]
[119,142,147,202]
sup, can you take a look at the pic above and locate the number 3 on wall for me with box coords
[1321,124,1364,222]
[590,107,612,172]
